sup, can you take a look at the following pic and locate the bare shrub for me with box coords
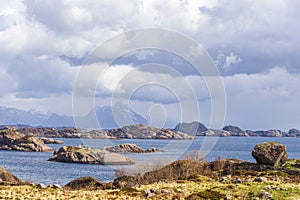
[183,150,206,162]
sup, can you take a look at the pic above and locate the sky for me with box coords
[0,0,300,130]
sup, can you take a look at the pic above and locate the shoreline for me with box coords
[1,157,300,199]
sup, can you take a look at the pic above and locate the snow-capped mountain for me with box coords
[0,106,49,126]
[0,105,148,128]
[81,105,148,129]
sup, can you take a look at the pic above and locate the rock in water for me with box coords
[48,146,135,165]
[252,142,288,166]
[40,138,64,144]
[103,143,164,153]
[0,130,52,152]
[0,167,21,185]
[64,176,107,190]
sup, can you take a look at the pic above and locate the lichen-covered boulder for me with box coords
[252,142,288,166]
[64,176,107,190]
[113,175,143,189]
[0,167,21,185]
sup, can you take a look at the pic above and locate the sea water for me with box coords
[0,137,299,185]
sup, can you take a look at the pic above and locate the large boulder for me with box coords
[0,130,52,152]
[103,143,163,153]
[48,146,135,165]
[252,142,288,166]
[64,176,107,190]
[113,175,143,189]
[0,167,21,185]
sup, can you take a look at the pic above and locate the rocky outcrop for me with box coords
[103,143,164,153]
[15,125,194,139]
[16,127,83,138]
[0,130,52,152]
[223,125,248,136]
[48,146,135,165]
[40,138,64,144]
[113,175,143,189]
[264,130,283,137]
[64,176,108,190]
[5,123,300,138]
[252,142,288,166]
[287,129,300,137]
[108,124,194,139]
[174,121,208,135]
[0,167,21,185]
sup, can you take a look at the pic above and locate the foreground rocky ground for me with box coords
[0,160,300,199]
[0,142,299,199]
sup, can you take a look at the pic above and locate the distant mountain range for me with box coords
[0,105,148,129]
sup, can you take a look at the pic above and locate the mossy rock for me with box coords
[197,189,226,199]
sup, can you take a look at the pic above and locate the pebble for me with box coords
[264,185,286,191]
[161,189,171,194]
[232,178,242,184]
[254,177,268,182]
[150,188,159,194]
[258,191,272,199]
[142,190,155,198]
[36,184,47,189]
[52,184,63,189]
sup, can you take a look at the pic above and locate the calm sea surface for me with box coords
[0,137,299,185]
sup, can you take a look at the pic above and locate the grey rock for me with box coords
[150,188,159,194]
[232,178,242,184]
[220,176,229,183]
[109,124,194,140]
[223,125,247,136]
[48,146,135,165]
[265,129,283,137]
[244,178,252,182]
[288,129,300,137]
[161,189,171,194]
[174,121,208,135]
[40,138,64,144]
[64,176,107,190]
[0,167,21,185]
[225,194,233,200]
[142,190,155,198]
[37,183,47,189]
[264,185,281,191]
[252,142,288,166]
[0,130,52,152]
[113,175,142,189]
[52,184,62,189]
[103,143,163,153]
[254,177,268,182]
[258,191,272,199]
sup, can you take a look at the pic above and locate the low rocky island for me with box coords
[48,146,135,165]
[0,129,52,152]
[40,137,64,144]
[103,143,164,153]
[2,122,299,140]
[11,124,194,139]
[174,121,300,137]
